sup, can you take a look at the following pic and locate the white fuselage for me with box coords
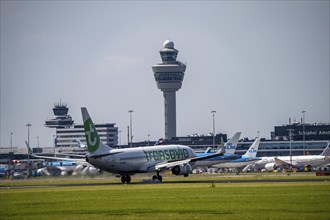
[255,155,330,169]
[87,145,196,174]
[213,160,258,169]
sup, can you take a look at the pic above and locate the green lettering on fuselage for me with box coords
[143,148,189,162]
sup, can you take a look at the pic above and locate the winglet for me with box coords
[25,141,35,156]
[76,139,87,149]
[217,144,225,154]
[204,147,212,153]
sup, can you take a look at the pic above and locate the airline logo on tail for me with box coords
[225,143,235,150]
[248,147,257,153]
[83,118,100,153]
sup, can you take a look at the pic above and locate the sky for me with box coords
[1,1,329,148]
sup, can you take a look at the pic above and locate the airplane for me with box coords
[25,142,99,176]
[211,138,261,171]
[37,160,77,176]
[244,143,330,172]
[193,132,242,168]
[80,107,236,183]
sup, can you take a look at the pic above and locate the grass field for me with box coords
[1,174,329,220]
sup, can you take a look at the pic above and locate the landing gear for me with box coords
[121,175,131,184]
[152,175,162,182]
[152,171,162,182]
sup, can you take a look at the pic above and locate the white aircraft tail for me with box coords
[81,107,111,156]
[219,132,241,155]
[320,143,330,156]
[242,138,260,158]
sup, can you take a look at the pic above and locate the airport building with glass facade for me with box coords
[55,123,118,149]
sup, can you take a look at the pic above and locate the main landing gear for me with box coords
[152,171,162,182]
[121,174,131,184]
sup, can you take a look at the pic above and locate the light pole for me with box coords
[118,130,122,146]
[288,128,294,171]
[211,111,216,149]
[10,132,13,152]
[302,110,306,155]
[128,110,133,148]
[148,134,150,146]
[127,126,129,147]
[36,136,40,153]
[257,131,260,138]
[53,135,56,154]
[26,122,32,177]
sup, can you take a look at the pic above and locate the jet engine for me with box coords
[264,163,276,172]
[171,164,192,176]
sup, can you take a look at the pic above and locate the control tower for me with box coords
[45,101,74,128]
[152,40,186,139]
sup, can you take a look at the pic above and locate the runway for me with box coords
[1,176,329,189]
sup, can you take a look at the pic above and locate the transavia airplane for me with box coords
[243,143,330,172]
[80,107,240,183]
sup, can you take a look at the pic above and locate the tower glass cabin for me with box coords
[152,40,186,139]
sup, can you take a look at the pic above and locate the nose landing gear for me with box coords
[152,171,162,182]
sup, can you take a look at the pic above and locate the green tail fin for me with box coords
[81,107,101,153]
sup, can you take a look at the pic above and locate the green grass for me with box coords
[1,175,329,220]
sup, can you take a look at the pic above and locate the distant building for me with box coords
[56,123,118,148]
[271,123,330,141]
[236,140,328,157]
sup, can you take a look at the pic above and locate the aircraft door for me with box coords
[110,155,116,167]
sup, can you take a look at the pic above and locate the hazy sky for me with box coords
[1,1,329,148]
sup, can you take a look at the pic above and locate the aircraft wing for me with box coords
[155,151,233,171]
[155,159,192,170]
[25,141,86,163]
[274,157,298,168]
[42,153,86,158]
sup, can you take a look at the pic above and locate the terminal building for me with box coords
[55,123,118,150]
[271,122,330,141]
[236,140,328,157]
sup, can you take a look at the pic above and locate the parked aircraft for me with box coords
[37,160,77,176]
[212,138,261,170]
[193,132,242,168]
[244,144,330,172]
[26,142,99,176]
